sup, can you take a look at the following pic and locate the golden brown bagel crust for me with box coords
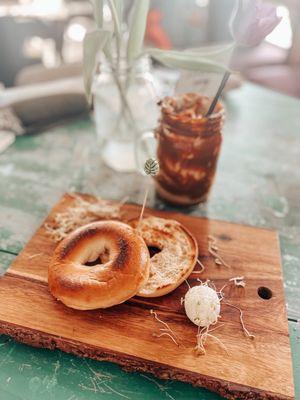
[130,216,198,297]
[48,221,150,310]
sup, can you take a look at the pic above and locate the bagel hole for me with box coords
[85,247,110,266]
[148,246,161,258]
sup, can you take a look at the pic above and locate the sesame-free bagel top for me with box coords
[130,216,198,297]
[48,221,150,309]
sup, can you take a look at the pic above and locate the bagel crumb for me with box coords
[45,194,122,242]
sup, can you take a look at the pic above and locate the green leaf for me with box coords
[92,0,103,28]
[83,29,110,102]
[185,43,235,58]
[127,0,150,62]
[113,0,123,23]
[146,48,231,74]
[107,0,121,36]
[103,39,113,62]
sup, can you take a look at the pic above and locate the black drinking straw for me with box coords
[206,71,231,117]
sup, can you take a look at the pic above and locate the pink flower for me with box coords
[230,0,282,47]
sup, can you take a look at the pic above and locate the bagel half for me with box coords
[130,216,198,297]
[48,221,150,309]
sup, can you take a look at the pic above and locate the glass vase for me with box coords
[93,56,159,173]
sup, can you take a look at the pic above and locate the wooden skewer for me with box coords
[137,183,149,231]
[137,158,160,231]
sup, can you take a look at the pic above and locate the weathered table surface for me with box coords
[0,83,299,400]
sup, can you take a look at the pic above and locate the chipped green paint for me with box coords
[0,83,299,399]
[290,322,300,400]
[0,335,223,400]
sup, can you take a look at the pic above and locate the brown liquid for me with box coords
[155,94,224,206]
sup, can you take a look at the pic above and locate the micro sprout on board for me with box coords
[208,235,231,268]
[150,309,180,347]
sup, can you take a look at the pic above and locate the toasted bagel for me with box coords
[48,221,150,309]
[130,216,198,297]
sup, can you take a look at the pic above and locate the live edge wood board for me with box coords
[0,193,295,400]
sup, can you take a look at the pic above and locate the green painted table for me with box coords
[0,83,299,400]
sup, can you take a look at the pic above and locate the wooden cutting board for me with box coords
[0,193,295,400]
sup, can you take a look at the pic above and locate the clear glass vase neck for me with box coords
[100,55,151,77]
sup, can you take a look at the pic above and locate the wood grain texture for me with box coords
[0,193,295,400]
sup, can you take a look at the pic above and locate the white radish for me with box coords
[184,285,220,327]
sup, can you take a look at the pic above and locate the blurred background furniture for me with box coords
[1,0,300,97]
[237,0,300,97]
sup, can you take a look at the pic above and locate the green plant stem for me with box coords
[112,72,132,134]
[111,68,135,129]
[111,70,141,170]
[104,43,137,140]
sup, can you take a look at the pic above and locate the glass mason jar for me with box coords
[93,56,159,172]
[154,94,225,206]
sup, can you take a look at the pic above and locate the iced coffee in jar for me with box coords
[154,93,224,206]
